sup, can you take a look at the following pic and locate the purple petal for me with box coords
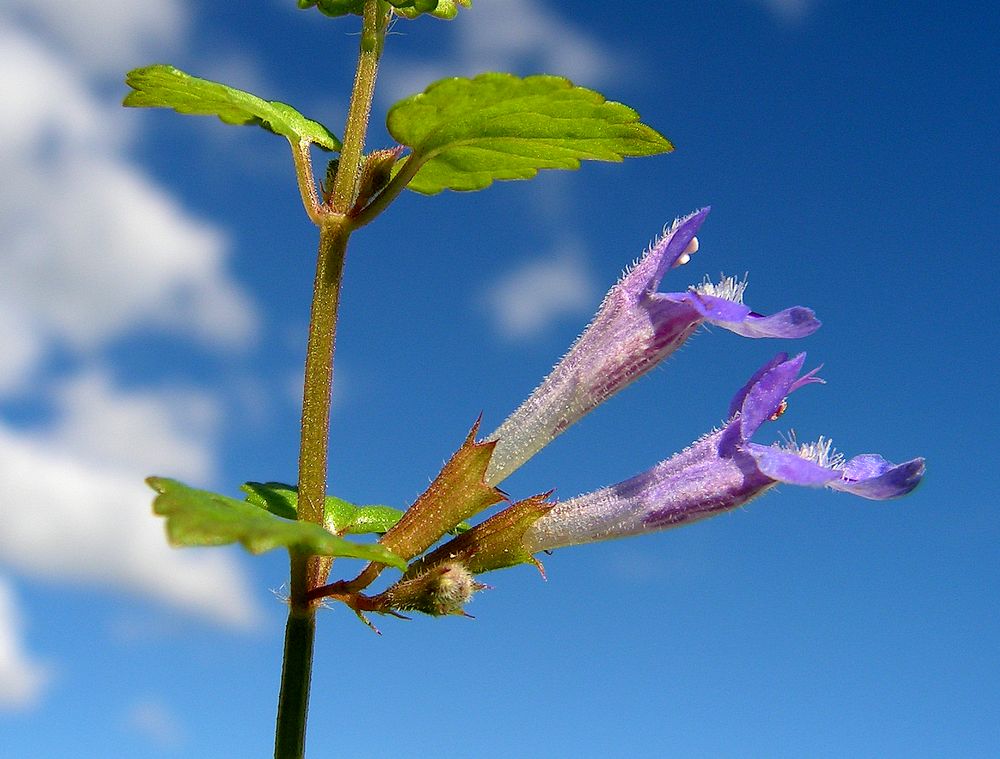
[739,353,809,439]
[522,431,775,551]
[722,306,821,339]
[519,352,926,556]
[484,210,712,486]
[676,292,820,338]
[728,353,789,420]
[829,457,926,499]
[674,292,751,322]
[840,454,894,480]
[624,208,710,296]
[747,443,842,486]
[484,208,822,487]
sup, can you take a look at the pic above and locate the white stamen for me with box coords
[780,432,845,470]
[695,274,748,303]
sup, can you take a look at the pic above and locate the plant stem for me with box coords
[296,223,348,531]
[274,585,316,759]
[274,3,390,757]
[273,222,345,759]
[330,0,390,214]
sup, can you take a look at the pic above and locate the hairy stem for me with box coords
[274,3,390,757]
[297,223,348,535]
[329,0,390,214]
[274,224,346,759]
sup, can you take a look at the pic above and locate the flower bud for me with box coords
[352,146,404,213]
[378,562,485,617]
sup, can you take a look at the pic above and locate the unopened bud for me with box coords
[320,158,340,204]
[379,562,485,617]
[352,146,404,213]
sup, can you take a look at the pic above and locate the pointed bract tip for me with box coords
[466,413,484,443]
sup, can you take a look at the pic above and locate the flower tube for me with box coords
[485,208,821,486]
[522,353,925,553]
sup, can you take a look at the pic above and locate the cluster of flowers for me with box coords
[331,208,924,620]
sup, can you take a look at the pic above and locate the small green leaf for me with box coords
[243,481,403,534]
[241,481,299,521]
[124,65,341,150]
[332,499,405,534]
[297,0,361,16]
[149,478,405,569]
[241,481,470,536]
[298,0,469,20]
[387,73,673,194]
[394,0,471,20]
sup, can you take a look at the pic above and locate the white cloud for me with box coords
[456,0,612,83]
[383,0,617,102]
[3,0,187,76]
[0,25,257,394]
[126,698,186,749]
[0,423,260,628]
[1,152,256,352]
[482,245,597,340]
[0,370,260,628]
[0,577,51,710]
[0,306,43,396]
[45,371,219,483]
[0,11,264,632]
[0,28,110,152]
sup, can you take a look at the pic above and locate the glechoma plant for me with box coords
[123,2,925,756]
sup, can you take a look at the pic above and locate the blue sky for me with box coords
[1,0,997,756]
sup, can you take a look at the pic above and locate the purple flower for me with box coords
[522,353,925,553]
[485,208,821,486]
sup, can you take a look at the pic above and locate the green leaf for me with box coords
[394,0,471,20]
[242,481,400,534]
[241,482,470,536]
[148,478,405,569]
[298,0,469,20]
[123,65,341,150]
[240,481,300,521]
[297,0,361,16]
[387,73,673,194]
